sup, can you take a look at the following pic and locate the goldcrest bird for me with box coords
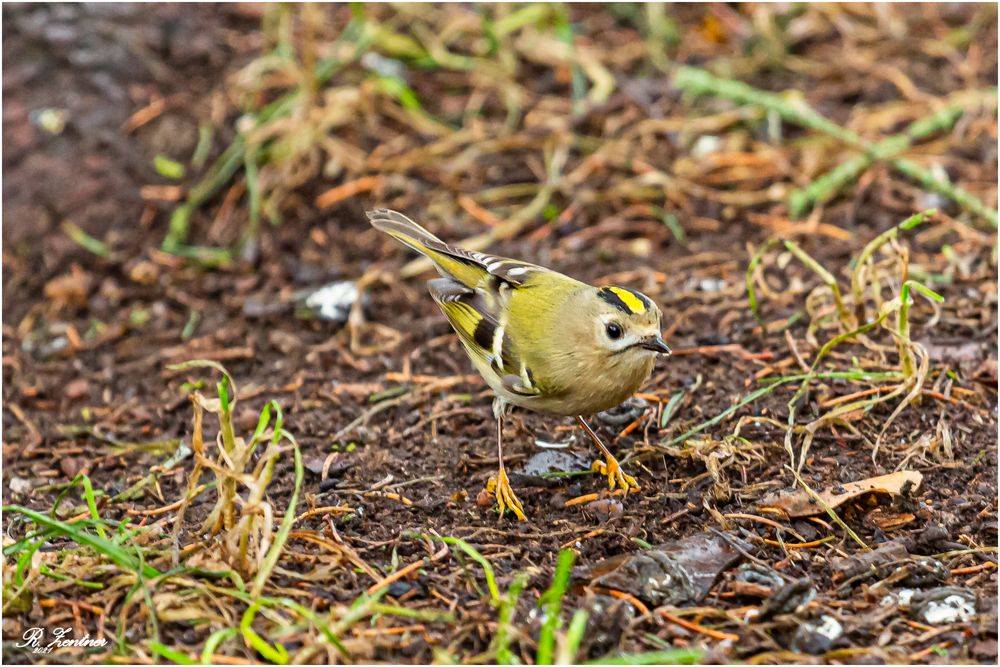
[368,208,671,520]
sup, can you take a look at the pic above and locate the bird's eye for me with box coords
[606,323,623,340]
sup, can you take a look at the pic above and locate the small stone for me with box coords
[833,540,909,582]
[2,616,23,639]
[972,639,998,661]
[60,457,86,478]
[596,397,649,426]
[242,297,291,318]
[319,478,341,493]
[9,477,32,495]
[519,450,590,477]
[698,278,727,293]
[791,615,843,654]
[476,488,494,508]
[734,563,783,594]
[910,587,977,625]
[234,407,260,432]
[65,378,90,400]
[128,259,160,285]
[303,280,358,322]
[585,498,623,521]
[269,330,302,355]
[44,265,91,308]
[758,579,816,620]
[387,580,416,597]
[304,457,326,476]
[690,135,722,159]
[628,238,652,257]
[587,531,747,606]
[30,107,67,134]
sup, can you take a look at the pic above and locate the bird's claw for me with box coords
[486,467,527,521]
[591,456,641,494]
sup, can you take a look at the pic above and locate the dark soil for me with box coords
[2,4,997,664]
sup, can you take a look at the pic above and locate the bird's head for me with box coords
[588,285,670,358]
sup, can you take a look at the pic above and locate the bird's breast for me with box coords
[527,351,656,416]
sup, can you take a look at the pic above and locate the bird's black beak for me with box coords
[640,336,671,355]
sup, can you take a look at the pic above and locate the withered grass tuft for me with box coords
[664,210,947,473]
[2,363,457,663]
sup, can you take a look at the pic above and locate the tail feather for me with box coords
[366,208,444,252]
[367,208,490,288]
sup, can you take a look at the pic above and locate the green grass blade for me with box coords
[13,539,42,586]
[62,221,110,257]
[783,240,848,323]
[536,548,575,665]
[191,122,214,168]
[662,381,788,448]
[3,505,160,579]
[201,628,240,663]
[244,146,262,235]
[426,535,500,605]
[249,401,275,446]
[166,360,238,400]
[674,66,862,145]
[789,103,964,216]
[150,641,197,665]
[495,571,529,664]
[79,475,107,539]
[154,154,186,180]
[662,369,900,450]
[368,603,454,623]
[251,430,302,596]
[904,280,945,303]
[851,209,936,316]
[241,601,289,664]
[783,240,837,287]
[660,390,686,428]
[587,648,703,665]
[557,608,589,664]
[892,158,998,229]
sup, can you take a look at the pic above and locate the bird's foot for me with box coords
[485,466,527,521]
[591,455,641,494]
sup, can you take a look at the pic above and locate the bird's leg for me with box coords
[577,416,641,494]
[486,407,526,521]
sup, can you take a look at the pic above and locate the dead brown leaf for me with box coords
[758,470,923,518]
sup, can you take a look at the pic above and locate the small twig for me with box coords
[760,535,836,549]
[315,175,384,208]
[723,513,806,541]
[366,543,448,597]
[294,505,356,522]
[950,561,997,576]
[658,608,739,642]
[787,466,869,551]
[125,485,207,516]
[564,490,626,507]
[590,586,651,616]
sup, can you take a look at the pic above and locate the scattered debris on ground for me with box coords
[2,4,996,664]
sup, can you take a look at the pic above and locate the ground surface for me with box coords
[2,4,998,665]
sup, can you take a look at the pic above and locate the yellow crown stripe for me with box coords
[608,287,647,314]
